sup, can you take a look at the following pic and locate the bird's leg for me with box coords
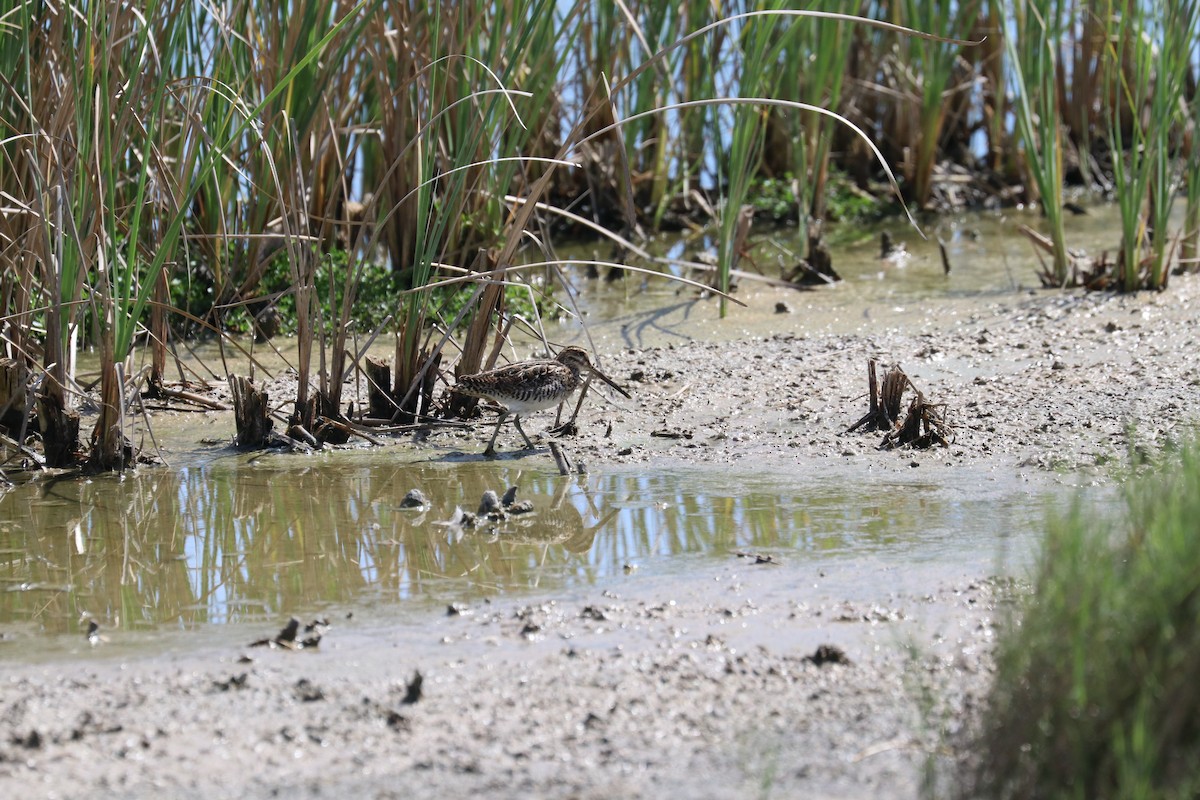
[512,415,536,449]
[484,412,508,456]
[566,376,592,425]
[551,376,591,436]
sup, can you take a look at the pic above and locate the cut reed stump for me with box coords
[359,350,440,426]
[36,389,81,467]
[90,357,132,471]
[392,348,440,424]
[0,358,30,434]
[292,393,329,445]
[1019,224,1111,289]
[365,356,395,419]
[846,360,952,450]
[229,375,273,449]
[782,229,841,286]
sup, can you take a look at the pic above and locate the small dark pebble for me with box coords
[774,302,791,314]
[213,673,249,692]
[447,603,471,617]
[617,447,632,457]
[294,678,325,702]
[580,605,608,621]
[805,644,851,667]
[399,489,429,509]
[14,729,42,750]
[402,671,423,705]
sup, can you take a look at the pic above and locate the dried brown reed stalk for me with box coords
[846,359,952,449]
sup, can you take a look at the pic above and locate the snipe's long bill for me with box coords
[455,346,630,455]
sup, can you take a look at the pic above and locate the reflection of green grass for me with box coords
[963,441,1200,799]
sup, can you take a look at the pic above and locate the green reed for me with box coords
[1106,0,1198,290]
[0,0,371,468]
[180,0,370,317]
[2,0,191,468]
[1185,136,1200,273]
[1058,1,1107,189]
[715,2,796,316]
[772,0,856,240]
[963,440,1200,799]
[900,0,979,208]
[1005,0,1070,286]
[1185,22,1200,275]
[973,0,1006,174]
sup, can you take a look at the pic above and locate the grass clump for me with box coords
[963,442,1200,799]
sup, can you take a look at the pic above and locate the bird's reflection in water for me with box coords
[456,478,620,556]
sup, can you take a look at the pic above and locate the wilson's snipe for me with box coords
[455,346,630,455]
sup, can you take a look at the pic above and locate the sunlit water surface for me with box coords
[0,449,1106,654]
[0,205,1136,657]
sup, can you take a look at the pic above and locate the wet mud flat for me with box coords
[0,556,997,799]
[441,272,1199,475]
[2,273,1198,797]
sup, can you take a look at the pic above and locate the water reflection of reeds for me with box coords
[0,458,1033,636]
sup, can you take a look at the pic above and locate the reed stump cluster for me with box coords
[847,360,952,450]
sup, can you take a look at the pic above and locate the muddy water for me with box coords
[0,205,1133,656]
[559,202,1167,347]
[0,446,1095,654]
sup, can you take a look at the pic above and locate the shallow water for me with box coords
[0,204,1136,657]
[0,443,1099,656]
[549,202,1161,351]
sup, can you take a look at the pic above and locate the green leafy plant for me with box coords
[964,438,1200,799]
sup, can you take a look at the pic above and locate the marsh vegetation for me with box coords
[1,0,1197,471]
[2,5,1200,798]
[3,4,1200,796]
[961,440,1200,800]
